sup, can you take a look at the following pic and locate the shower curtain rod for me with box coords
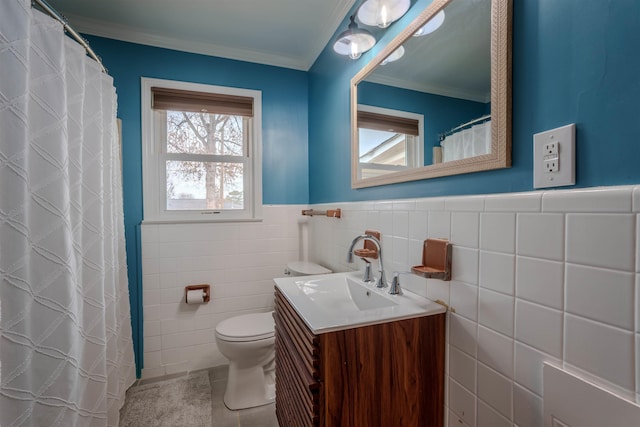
[440,113,491,140]
[31,0,107,73]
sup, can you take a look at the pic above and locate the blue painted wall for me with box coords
[309,0,640,203]
[358,81,487,163]
[85,36,310,374]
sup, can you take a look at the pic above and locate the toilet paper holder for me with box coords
[185,284,211,303]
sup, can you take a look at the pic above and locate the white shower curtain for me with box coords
[441,120,492,163]
[0,1,136,426]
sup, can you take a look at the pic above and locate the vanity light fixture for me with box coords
[380,45,405,65]
[357,0,410,29]
[413,9,445,37]
[333,15,376,60]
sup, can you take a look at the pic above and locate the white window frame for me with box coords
[141,77,262,223]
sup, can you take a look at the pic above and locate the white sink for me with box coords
[274,272,446,333]
[295,273,397,311]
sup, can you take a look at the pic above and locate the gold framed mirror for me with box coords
[351,0,512,188]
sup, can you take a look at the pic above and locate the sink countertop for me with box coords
[273,271,447,334]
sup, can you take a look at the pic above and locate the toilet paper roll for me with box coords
[186,289,205,304]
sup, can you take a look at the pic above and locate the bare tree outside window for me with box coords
[165,111,246,210]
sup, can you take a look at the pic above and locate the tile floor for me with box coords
[134,366,279,427]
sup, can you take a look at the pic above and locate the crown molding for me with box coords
[66,13,313,70]
[306,0,356,69]
[364,73,491,103]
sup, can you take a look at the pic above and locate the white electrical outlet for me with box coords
[543,141,559,173]
[544,157,559,173]
[533,124,575,189]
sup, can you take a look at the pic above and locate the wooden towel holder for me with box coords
[301,208,341,218]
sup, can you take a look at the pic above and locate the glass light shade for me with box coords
[333,17,376,59]
[380,45,405,65]
[413,10,445,37]
[357,0,411,29]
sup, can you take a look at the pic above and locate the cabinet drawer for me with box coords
[275,288,322,426]
[275,333,320,425]
[275,290,320,378]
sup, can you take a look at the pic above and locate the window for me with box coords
[357,105,423,180]
[141,78,262,222]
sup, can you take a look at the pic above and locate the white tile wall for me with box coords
[514,342,560,396]
[566,214,635,271]
[542,186,633,213]
[479,289,514,337]
[450,313,479,358]
[480,213,516,253]
[513,384,543,427]
[451,212,479,248]
[136,185,640,418]
[516,256,564,309]
[477,326,513,378]
[516,213,565,261]
[451,247,479,285]
[450,345,476,392]
[450,281,478,321]
[515,299,563,357]
[139,205,305,379]
[477,362,512,419]
[484,192,542,213]
[637,275,640,332]
[637,334,640,398]
[565,264,634,329]
[633,187,640,213]
[477,399,511,427]
[429,211,452,240]
[479,251,515,295]
[308,185,640,425]
[637,215,640,273]
[449,378,476,426]
[564,314,634,391]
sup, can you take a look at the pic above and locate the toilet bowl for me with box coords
[215,312,276,410]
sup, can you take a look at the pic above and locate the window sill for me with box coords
[142,217,263,225]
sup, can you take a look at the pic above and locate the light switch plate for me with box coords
[533,124,575,189]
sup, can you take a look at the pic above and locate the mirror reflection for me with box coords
[352,0,511,188]
[357,105,423,179]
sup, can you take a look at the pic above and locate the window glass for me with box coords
[165,161,245,210]
[165,111,245,156]
[163,110,248,211]
[357,105,424,180]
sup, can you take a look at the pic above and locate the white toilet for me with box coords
[214,261,330,410]
[215,312,276,410]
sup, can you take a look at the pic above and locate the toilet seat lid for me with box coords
[215,312,274,342]
[287,261,331,275]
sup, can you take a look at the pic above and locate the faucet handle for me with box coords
[361,258,374,283]
[388,272,403,295]
[376,270,388,289]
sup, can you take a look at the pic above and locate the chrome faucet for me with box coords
[346,234,387,288]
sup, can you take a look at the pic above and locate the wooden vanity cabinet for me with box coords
[274,287,446,427]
